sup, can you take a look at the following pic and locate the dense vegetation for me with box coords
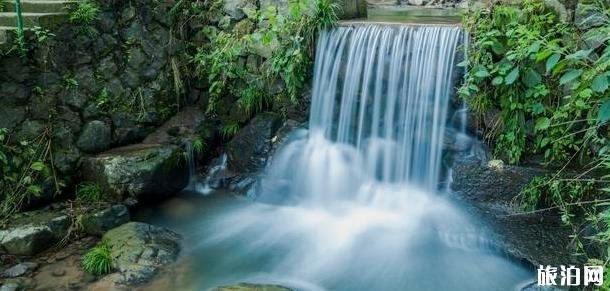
[461,0,610,281]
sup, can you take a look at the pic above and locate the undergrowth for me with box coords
[0,127,60,223]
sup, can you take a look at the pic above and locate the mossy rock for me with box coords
[82,144,189,202]
[102,222,181,285]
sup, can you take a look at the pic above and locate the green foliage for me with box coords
[221,123,240,138]
[0,128,58,222]
[460,0,610,164]
[32,26,55,44]
[69,0,100,25]
[192,136,206,154]
[0,0,5,11]
[519,175,595,223]
[82,241,113,276]
[192,0,338,128]
[75,182,105,203]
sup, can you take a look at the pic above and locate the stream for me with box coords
[137,23,535,290]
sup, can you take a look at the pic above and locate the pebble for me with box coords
[52,269,66,277]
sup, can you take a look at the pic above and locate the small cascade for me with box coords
[259,24,463,206]
[184,141,198,191]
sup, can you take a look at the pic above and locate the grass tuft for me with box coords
[82,241,113,276]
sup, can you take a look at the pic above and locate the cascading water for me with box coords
[258,25,461,207]
[139,24,533,291]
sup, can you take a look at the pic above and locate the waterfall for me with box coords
[177,23,532,291]
[258,24,463,205]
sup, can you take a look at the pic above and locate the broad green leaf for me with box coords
[598,100,610,124]
[536,50,553,62]
[524,68,541,88]
[591,73,609,93]
[27,185,42,196]
[528,41,541,54]
[545,53,561,73]
[505,67,520,85]
[566,49,592,60]
[474,67,490,78]
[492,76,504,86]
[31,161,46,172]
[535,117,551,131]
[559,69,583,85]
[491,40,505,55]
[531,102,544,114]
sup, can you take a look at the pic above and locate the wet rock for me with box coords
[0,210,70,256]
[213,283,293,291]
[82,144,189,201]
[227,113,282,174]
[3,262,38,278]
[77,120,112,154]
[79,204,130,236]
[451,156,579,266]
[143,107,207,145]
[102,222,181,285]
[443,128,473,153]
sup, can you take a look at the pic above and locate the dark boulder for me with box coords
[79,204,130,236]
[451,156,581,266]
[226,113,282,174]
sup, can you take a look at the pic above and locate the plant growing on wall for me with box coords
[190,0,338,136]
[460,0,610,165]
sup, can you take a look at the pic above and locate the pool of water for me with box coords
[135,192,534,291]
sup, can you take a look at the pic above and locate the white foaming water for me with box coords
[147,24,532,290]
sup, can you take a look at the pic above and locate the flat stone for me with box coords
[2,262,38,278]
[102,222,181,285]
[0,210,70,256]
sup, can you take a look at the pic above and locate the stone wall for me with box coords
[0,0,188,181]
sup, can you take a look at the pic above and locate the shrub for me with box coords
[82,241,113,276]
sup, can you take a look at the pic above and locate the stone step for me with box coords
[0,12,67,28]
[3,1,77,14]
[0,26,15,47]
